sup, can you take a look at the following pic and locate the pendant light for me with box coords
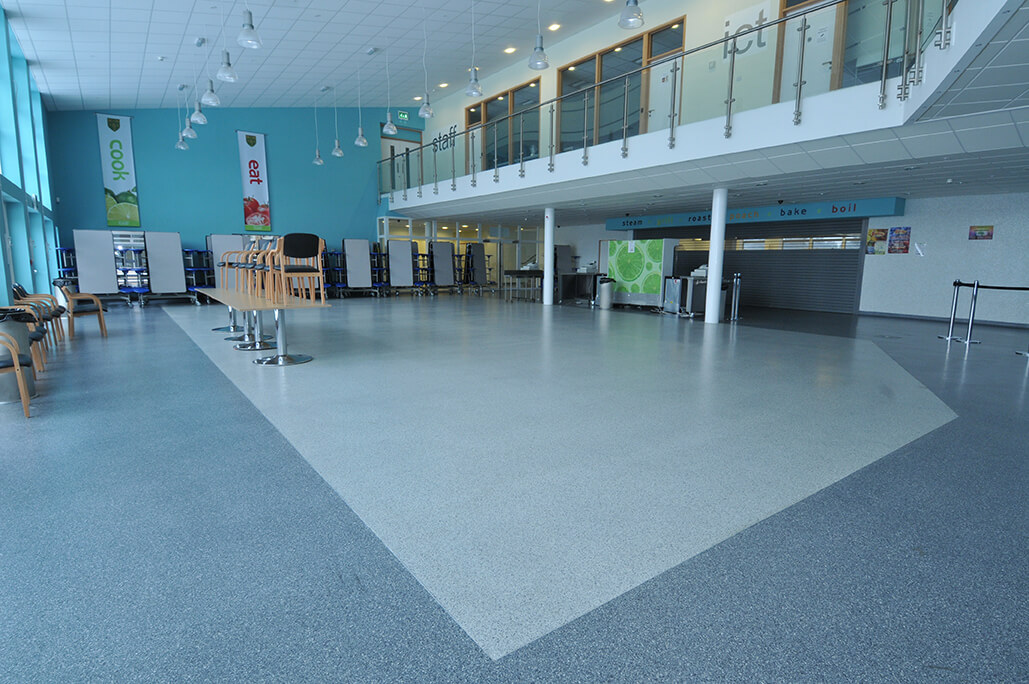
[466,0,483,97]
[237,8,262,49]
[618,0,644,29]
[418,4,434,119]
[383,51,398,136]
[331,86,344,157]
[201,79,221,106]
[528,0,549,70]
[174,93,189,150]
[182,116,197,139]
[354,67,369,147]
[217,50,238,83]
[313,98,324,165]
[191,100,208,125]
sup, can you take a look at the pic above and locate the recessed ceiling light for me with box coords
[672,24,679,29]
[614,47,622,52]
[414,95,423,101]
[548,23,561,31]
[497,95,504,100]
[504,47,517,54]
[529,82,537,87]
[568,65,576,71]
[438,82,448,88]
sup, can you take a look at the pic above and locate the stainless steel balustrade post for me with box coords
[519,115,526,177]
[668,61,679,149]
[433,147,439,195]
[548,104,556,172]
[471,130,477,187]
[879,0,895,110]
[493,123,500,183]
[898,0,912,100]
[731,273,741,321]
[725,37,738,138]
[402,151,408,201]
[388,155,395,203]
[582,90,590,166]
[621,77,630,159]
[376,161,383,205]
[913,0,926,84]
[793,17,809,125]
[935,0,951,49]
[938,280,961,341]
[450,138,456,191]
[417,148,423,198]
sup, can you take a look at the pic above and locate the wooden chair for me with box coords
[2,307,46,375]
[268,233,326,303]
[12,284,65,341]
[0,331,31,417]
[59,286,108,339]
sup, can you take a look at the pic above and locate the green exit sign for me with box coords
[397,111,409,121]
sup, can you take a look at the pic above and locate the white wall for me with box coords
[860,192,1029,326]
[557,224,631,270]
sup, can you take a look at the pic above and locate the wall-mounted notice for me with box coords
[969,225,993,240]
[237,131,272,232]
[888,227,910,254]
[866,228,888,255]
[96,114,140,227]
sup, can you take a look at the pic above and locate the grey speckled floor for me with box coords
[0,299,1025,681]
[165,298,956,660]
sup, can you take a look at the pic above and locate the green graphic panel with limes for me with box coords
[608,240,664,294]
[105,187,139,227]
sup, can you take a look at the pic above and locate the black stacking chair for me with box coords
[12,284,64,344]
[268,233,326,303]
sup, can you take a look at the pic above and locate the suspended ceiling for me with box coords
[0,0,617,111]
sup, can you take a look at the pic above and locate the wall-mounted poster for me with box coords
[866,228,888,254]
[888,227,910,254]
[969,225,994,240]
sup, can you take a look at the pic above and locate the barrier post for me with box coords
[957,280,981,345]
[938,280,961,341]
[731,273,741,321]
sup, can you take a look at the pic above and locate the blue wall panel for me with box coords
[48,107,417,250]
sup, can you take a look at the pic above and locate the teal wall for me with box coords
[48,106,419,250]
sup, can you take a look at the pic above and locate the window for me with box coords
[465,78,540,173]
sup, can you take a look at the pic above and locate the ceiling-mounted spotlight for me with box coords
[466,67,483,97]
[200,79,220,106]
[190,100,207,125]
[618,0,644,29]
[467,0,483,97]
[528,0,549,70]
[216,50,238,83]
[182,116,198,139]
[237,9,262,49]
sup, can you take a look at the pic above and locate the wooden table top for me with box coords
[202,288,330,311]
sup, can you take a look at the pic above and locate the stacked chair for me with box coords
[219,233,326,304]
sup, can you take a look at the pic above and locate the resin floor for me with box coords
[0,297,1026,681]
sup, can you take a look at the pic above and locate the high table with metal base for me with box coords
[211,306,244,333]
[202,288,327,366]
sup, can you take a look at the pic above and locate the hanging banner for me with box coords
[96,114,140,227]
[237,130,272,232]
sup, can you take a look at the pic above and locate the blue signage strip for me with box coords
[606,197,905,231]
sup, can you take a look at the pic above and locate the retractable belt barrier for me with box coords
[937,280,1029,355]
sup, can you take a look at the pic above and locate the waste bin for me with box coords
[597,277,614,310]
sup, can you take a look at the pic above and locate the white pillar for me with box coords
[543,207,555,305]
[705,187,728,324]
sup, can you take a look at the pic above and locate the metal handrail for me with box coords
[378,0,958,190]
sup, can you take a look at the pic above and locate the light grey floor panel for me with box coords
[164,298,956,659]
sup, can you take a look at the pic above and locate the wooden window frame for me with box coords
[464,77,541,173]
[772,0,848,104]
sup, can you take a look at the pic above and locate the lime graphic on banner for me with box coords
[96,114,140,227]
[609,240,664,294]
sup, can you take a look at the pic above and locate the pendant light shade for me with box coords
[418,96,434,119]
[354,127,369,147]
[216,50,238,83]
[200,79,220,106]
[528,34,549,70]
[618,0,644,29]
[175,132,189,151]
[190,101,208,125]
[355,68,368,148]
[466,67,483,97]
[182,117,197,139]
[330,86,344,157]
[383,111,398,136]
[237,9,262,49]
[331,139,344,157]
[313,150,324,165]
